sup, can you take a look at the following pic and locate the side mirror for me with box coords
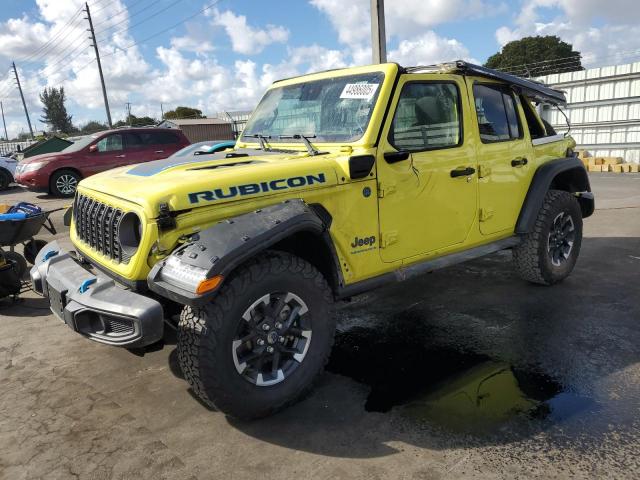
[89,145,98,153]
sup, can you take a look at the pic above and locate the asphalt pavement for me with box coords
[1,173,639,479]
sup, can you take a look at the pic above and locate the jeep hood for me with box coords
[78,148,340,216]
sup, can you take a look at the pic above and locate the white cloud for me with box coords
[311,0,503,45]
[495,0,640,67]
[211,9,289,55]
[388,31,475,66]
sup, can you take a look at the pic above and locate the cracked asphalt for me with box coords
[1,173,639,479]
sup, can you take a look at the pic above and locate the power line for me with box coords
[92,0,160,30]
[18,6,85,66]
[97,0,227,62]
[95,0,186,43]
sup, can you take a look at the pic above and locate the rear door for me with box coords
[146,131,183,160]
[376,73,478,263]
[468,80,533,235]
[123,132,152,165]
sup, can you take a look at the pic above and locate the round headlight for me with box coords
[118,212,142,256]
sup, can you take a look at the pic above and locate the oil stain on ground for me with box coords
[326,316,594,434]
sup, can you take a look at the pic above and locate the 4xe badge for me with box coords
[350,235,376,254]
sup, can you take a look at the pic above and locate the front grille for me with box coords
[73,193,130,264]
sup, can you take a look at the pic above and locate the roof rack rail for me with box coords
[406,60,566,105]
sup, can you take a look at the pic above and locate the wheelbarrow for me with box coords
[0,208,63,279]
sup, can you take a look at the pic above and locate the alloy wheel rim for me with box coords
[232,292,312,386]
[56,174,77,195]
[547,212,575,267]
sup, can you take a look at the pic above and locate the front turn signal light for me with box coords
[196,275,224,295]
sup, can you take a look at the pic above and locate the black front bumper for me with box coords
[30,241,164,347]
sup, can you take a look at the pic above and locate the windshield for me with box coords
[62,134,100,153]
[242,72,385,143]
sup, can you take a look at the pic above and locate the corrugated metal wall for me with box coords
[179,124,234,143]
[538,62,640,163]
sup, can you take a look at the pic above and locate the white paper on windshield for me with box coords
[340,83,379,100]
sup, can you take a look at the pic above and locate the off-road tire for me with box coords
[50,169,80,197]
[513,189,582,285]
[0,169,11,191]
[177,251,335,419]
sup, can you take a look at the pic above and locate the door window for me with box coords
[124,132,145,149]
[95,134,123,152]
[389,82,461,151]
[473,84,522,143]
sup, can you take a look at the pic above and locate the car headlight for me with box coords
[159,255,223,294]
[17,161,47,174]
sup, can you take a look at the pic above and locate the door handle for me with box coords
[450,167,475,178]
[511,157,528,167]
[115,154,126,158]
[155,150,164,153]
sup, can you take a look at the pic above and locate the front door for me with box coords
[468,80,533,235]
[377,74,478,263]
[86,133,126,175]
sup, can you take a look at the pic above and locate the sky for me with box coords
[1,0,640,139]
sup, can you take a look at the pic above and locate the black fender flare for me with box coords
[516,157,594,234]
[147,199,329,306]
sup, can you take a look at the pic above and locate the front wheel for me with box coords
[513,189,583,285]
[50,169,80,197]
[177,251,335,419]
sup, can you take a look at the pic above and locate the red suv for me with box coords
[15,128,190,197]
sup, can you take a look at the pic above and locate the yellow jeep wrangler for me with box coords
[31,61,594,419]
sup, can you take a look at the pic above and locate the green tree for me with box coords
[113,114,157,128]
[39,86,74,133]
[164,106,205,119]
[485,35,582,77]
[78,120,109,134]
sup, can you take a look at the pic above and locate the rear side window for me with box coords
[473,84,522,143]
[146,132,180,145]
[124,133,145,148]
[389,82,461,151]
[520,96,547,139]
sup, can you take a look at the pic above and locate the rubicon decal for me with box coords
[188,173,326,204]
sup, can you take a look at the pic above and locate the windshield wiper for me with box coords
[243,134,272,151]
[278,134,326,156]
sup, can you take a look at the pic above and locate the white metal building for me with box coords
[538,62,640,163]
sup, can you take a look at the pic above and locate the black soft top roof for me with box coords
[405,60,566,106]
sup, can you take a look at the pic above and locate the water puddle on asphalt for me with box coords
[326,323,593,433]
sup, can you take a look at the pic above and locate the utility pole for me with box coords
[125,102,132,125]
[0,101,8,141]
[160,103,164,120]
[12,62,34,139]
[85,2,112,128]
[370,0,387,64]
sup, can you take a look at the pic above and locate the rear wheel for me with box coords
[50,169,80,197]
[4,251,27,279]
[177,251,335,419]
[513,189,583,285]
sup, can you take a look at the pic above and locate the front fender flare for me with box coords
[147,199,326,306]
[516,157,594,234]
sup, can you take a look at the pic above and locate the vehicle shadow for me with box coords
[221,236,640,458]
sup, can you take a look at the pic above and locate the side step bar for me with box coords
[338,236,521,299]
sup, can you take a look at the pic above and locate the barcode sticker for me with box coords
[340,83,379,100]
